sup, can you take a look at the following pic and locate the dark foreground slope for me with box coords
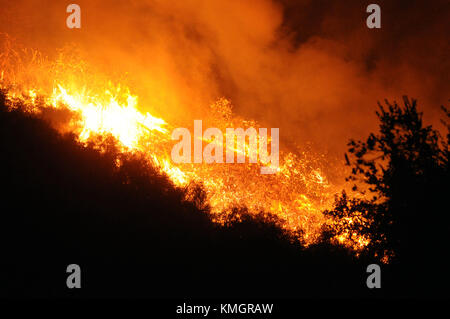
[0,92,414,299]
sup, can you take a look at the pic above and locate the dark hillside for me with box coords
[0,91,370,298]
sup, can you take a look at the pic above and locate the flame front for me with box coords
[0,37,370,249]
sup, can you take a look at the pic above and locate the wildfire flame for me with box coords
[0,35,370,249]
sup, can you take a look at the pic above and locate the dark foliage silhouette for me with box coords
[1,90,448,298]
[324,97,450,295]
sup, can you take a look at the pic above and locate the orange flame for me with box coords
[0,37,370,249]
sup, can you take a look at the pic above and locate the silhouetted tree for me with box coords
[324,97,449,264]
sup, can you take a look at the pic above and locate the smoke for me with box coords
[1,0,449,154]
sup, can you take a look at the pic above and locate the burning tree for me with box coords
[324,97,450,263]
